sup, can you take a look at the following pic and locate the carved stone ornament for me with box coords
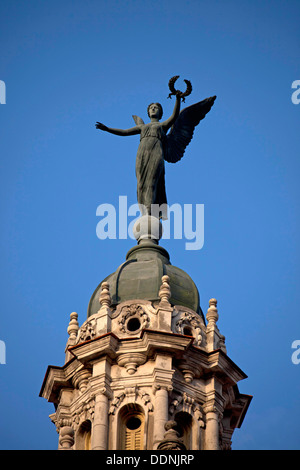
[116,352,147,375]
[72,397,95,431]
[51,415,73,433]
[72,368,92,393]
[175,311,203,346]
[118,304,150,334]
[109,391,126,415]
[158,275,171,305]
[108,387,153,415]
[139,390,154,412]
[169,393,205,428]
[78,319,96,343]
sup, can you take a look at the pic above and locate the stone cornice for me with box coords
[189,347,248,385]
[229,387,253,429]
[39,364,72,403]
[68,329,193,366]
[39,358,92,403]
[40,335,248,405]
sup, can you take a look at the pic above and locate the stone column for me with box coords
[153,386,169,449]
[205,407,220,450]
[91,390,110,450]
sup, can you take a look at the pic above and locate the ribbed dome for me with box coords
[87,240,204,322]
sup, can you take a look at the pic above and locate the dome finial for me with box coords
[67,312,79,340]
[99,281,111,308]
[206,298,218,325]
[65,312,79,362]
[159,275,171,305]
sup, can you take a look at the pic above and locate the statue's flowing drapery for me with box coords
[136,123,168,220]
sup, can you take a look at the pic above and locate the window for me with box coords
[126,317,141,333]
[76,420,92,450]
[85,428,91,450]
[119,406,145,450]
[174,412,192,450]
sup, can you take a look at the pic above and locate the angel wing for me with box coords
[164,95,216,163]
[132,115,145,126]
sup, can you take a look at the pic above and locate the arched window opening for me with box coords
[174,412,193,450]
[119,405,145,450]
[76,420,92,450]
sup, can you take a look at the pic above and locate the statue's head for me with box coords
[147,102,163,120]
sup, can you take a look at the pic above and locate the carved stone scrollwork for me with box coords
[108,387,154,415]
[152,383,173,394]
[53,415,75,450]
[49,413,58,433]
[169,392,205,428]
[204,404,219,415]
[108,391,126,415]
[52,416,73,433]
[78,318,96,343]
[139,390,154,412]
[193,404,206,428]
[118,304,150,334]
[220,433,232,451]
[72,397,95,431]
[175,311,203,346]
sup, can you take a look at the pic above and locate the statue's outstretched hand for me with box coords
[95,122,108,131]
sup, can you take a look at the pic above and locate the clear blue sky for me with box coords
[0,0,299,450]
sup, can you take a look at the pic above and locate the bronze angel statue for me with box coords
[96,76,216,220]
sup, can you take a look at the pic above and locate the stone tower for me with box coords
[40,218,252,451]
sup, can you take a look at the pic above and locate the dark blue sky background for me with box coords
[0,0,299,449]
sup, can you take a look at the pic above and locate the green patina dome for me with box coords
[87,240,204,322]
